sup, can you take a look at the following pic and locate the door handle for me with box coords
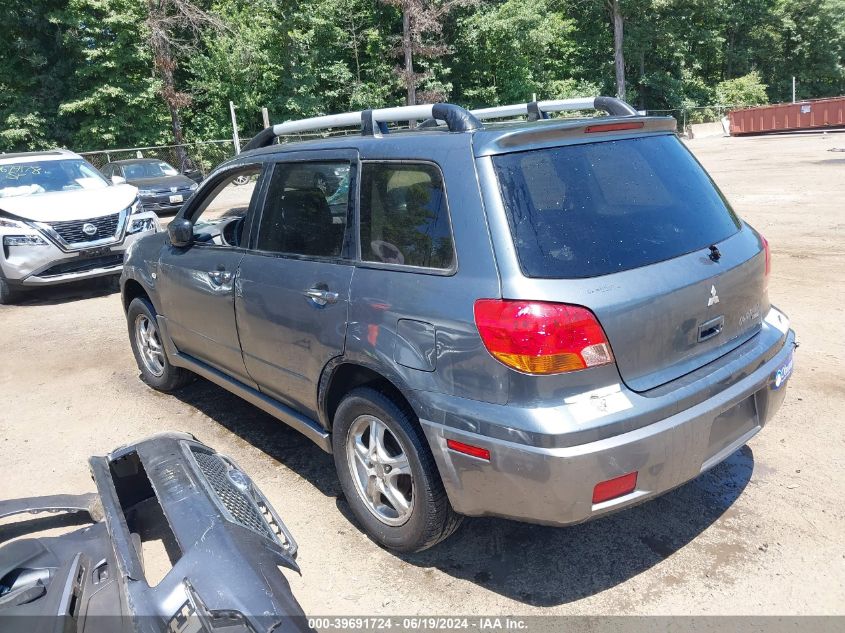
[208,270,233,286]
[304,287,339,306]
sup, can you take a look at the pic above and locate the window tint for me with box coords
[256,161,350,257]
[190,167,261,248]
[360,162,454,269]
[493,135,741,279]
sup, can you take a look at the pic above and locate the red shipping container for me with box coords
[728,96,845,135]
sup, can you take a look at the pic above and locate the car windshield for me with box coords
[0,159,109,198]
[122,161,179,179]
[493,134,741,279]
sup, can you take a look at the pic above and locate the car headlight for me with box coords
[0,217,27,229]
[190,182,199,191]
[3,235,49,246]
[129,197,142,214]
[128,217,158,234]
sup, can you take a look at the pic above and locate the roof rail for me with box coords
[243,103,482,151]
[471,96,637,120]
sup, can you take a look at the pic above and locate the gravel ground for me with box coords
[0,131,843,617]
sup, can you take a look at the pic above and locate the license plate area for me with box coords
[78,246,112,258]
[706,395,759,462]
[169,194,184,204]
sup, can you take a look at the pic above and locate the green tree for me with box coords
[716,70,769,106]
[0,1,75,150]
[451,0,582,107]
[57,0,170,151]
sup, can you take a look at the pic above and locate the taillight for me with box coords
[473,299,614,375]
[761,234,771,277]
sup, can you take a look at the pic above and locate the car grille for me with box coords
[39,254,123,277]
[190,449,287,545]
[47,214,121,245]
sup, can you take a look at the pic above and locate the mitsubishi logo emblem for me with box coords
[708,285,720,307]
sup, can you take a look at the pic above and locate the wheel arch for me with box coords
[122,277,155,313]
[319,360,421,432]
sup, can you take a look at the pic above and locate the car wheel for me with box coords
[127,296,193,392]
[0,275,18,305]
[332,387,462,552]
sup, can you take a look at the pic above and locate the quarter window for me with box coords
[359,162,454,270]
[256,161,351,258]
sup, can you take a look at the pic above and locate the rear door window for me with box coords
[493,134,741,278]
[359,162,455,270]
[256,161,351,258]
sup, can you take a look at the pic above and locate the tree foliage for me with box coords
[1,0,843,152]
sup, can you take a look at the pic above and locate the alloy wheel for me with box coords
[135,314,165,377]
[346,414,415,526]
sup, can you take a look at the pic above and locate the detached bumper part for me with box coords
[0,433,309,632]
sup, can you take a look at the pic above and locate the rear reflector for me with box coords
[473,299,614,375]
[585,121,645,133]
[592,472,638,504]
[446,439,491,461]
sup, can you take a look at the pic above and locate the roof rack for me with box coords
[243,96,638,151]
[244,103,482,150]
[471,96,637,121]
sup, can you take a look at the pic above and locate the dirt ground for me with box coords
[0,132,843,617]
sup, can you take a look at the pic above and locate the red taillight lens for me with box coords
[592,471,638,504]
[761,234,771,277]
[473,299,614,375]
[585,121,645,133]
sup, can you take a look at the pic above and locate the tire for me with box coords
[332,387,462,552]
[0,275,17,305]
[127,296,193,392]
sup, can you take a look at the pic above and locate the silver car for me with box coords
[0,149,160,302]
[121,98,795,552]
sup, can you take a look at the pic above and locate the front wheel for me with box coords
[332,387,462,552]
[0,276,18,305]
[127,296,193,392]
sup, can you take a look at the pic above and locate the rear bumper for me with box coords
[421,323,795,527]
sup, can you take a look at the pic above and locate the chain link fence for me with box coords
[78,130,371,178]
[79,139,241,178]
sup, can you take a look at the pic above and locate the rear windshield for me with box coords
[493,135,741,279]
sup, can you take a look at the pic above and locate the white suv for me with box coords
[0,149,160,303]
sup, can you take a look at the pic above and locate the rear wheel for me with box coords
[332,387,462,552]
[127,296,193,392]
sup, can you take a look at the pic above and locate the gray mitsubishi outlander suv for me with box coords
[120,98,795,552]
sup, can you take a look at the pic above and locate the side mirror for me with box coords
[168,218,194,248]
[111,175,127,185]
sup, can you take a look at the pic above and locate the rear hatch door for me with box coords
[490,132,768,392]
